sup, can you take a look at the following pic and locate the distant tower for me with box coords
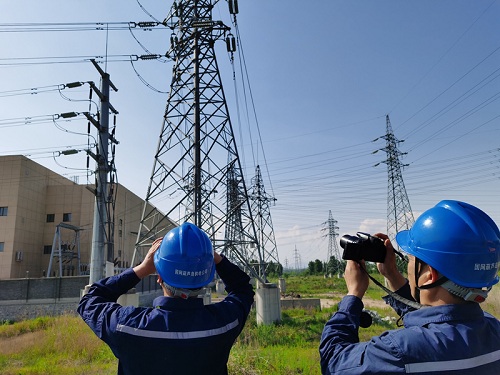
[249,165,280,278]
[376,115,415,255]
[322,210,342,276]
[132,0,269,281]
[293,246,301,271]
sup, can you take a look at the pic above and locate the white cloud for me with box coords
[358,218,387,234]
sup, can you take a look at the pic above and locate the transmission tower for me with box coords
[322,210,342,276]
[375,115,415,256]
[249,165,280,278]
[293,246,301,272]
[132,0,268,281]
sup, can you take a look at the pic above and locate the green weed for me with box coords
[0,315,116,375]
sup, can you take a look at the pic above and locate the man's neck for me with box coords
[419,287,467,306]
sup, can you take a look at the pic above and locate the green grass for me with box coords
[0,275,498,374]
[0,316,54,338]
[0,306,398,374]
[229,345,320,375]
[272,273,389,300]
[228,308,330,375]
[276,274,347,297]
[0,315,116,375]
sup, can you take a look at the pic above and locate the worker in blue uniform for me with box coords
[320,200,500,374]
[78,222,254,375]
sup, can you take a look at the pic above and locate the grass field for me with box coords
[0,275,498,374]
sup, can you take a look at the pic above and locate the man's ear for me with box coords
[424,266,440,284]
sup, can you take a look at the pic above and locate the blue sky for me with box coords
[1,1,499,268]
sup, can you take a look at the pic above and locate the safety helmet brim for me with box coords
[395,230,412,255]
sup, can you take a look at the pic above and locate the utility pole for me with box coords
[87,60,119,285]
[374,114,414,270]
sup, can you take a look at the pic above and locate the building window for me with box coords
[63,213,72,222]
[46,214,55,223]
[0,242,4,252]
[0,207,7,216]
[119,229,123,237]
[43,245,52,255]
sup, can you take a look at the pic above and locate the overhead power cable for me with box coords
[389,0,497,115]
[0,112,90,128]
[129,60,168,93]
[1,143,92,156]
[232,17,276,197]
[0,21,164,33]
[404,68,500,143]
[135,0,162,24]
[0,81,88,98]
[0,54,164,66]
[396,43,500,134]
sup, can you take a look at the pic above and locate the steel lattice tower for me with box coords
[224,162,253,275]
[293,246,301,271]
[322,210,342,276]
[249,165,280,279]
[379,114,415,248]
[132,0,266,280]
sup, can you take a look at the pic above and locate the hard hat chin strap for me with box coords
[162,282,203,299]
[440,280,491,303]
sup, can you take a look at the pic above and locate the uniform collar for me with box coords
[153,295,205,311]
[403,302,484,328]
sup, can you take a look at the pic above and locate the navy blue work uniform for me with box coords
[78,256,254,375]
[319,282,500,374]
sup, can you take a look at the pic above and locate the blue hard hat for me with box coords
[154,222,215,289]
[396,200,500,288]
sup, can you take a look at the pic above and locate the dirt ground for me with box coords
[319,293,389,310]
[0,330,45,355]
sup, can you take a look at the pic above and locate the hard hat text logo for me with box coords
[474,262,499,271]
[174,268,209,277]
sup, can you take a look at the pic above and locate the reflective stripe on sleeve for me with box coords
[405,349,500,373]
[116,319,239,340]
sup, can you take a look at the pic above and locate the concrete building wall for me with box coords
[43,184,92,277]
[0,156,71,278]
[0,156,20,278]
[11,157,47,279]
[0,155,168,280]
[114,187,150,269]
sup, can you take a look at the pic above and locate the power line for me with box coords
[0,54,164,66]
[389,0,498,114]
[0,21,164,33]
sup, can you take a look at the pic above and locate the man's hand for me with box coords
[345,260,369,299]
[214,251,223,265]
[373,233,407,291]
[133,237,163,279]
